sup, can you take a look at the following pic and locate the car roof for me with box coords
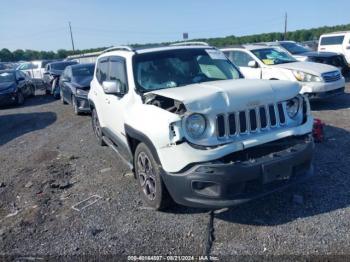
[68,63,95,69]
[98,44,216,58]
[222,44,272,51]
[321,31,350,36]
[49,61,78,66]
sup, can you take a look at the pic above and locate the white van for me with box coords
[318,32,350,65]
[17,60,56,80]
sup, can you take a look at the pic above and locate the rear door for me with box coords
[92,57,109,127]
[343,33,350,64]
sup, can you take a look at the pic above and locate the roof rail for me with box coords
[170,41,209,47]
[102,46,134,54]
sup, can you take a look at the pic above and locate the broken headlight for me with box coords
[185,113,206,139]
[286,97,300,119]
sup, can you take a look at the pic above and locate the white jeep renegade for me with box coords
[88,43,314,210]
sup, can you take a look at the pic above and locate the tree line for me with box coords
[1,23,350,62]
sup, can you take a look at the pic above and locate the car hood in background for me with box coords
[295,51,340,58]
[273,61,339,76]
[146,79,300,114]
[49,69,63,76]
[0,81,15,91]
[72,76,92,89]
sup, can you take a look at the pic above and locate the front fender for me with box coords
[125,104,182,165]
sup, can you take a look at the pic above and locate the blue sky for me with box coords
[1,0,349,51]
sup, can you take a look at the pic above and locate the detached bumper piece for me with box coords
[162,135,314,208]
[76,96,91,113]
[306,86,344,99]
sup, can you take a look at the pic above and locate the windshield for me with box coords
[280,42,311,54]
[51,62,77,71]
[251,48,297,65]
[72,65,95,77]
[133,48,242,92]
[0,72,15,83]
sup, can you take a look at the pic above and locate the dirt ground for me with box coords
[1,82,350,260]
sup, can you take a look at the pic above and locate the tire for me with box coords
[134,143,171,210]
[72,95,80,115]
[60,90,67,104]
[91,109,106,146]
[17,91,25,105]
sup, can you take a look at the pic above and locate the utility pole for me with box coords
[68,22,75,51]
[284,12,288,40]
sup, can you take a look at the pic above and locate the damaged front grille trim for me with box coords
[216,102,287,140]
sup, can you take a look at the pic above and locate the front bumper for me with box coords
[75,96,91,113]
[300,77,345,97]
[0,92,17,106]
[162,134,314,208]
[306,86,345,99]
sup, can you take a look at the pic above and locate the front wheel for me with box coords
[134,143,171,210]
[91,109,106,146]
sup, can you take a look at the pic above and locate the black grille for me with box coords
[277,103,285,124]
[259,106,267,128]
[239,111,247,133]
[322,71,341,82]
[249,109,257,131]
[216,102,285,138]
[228,113,236,135]
[269,105,277,126]
[217,115,225,137]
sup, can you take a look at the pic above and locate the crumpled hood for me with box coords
[146,79,300,114]
[273,61,339,76]
[0,81,15,91]
[72,76,92,89]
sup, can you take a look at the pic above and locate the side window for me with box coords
[228,51,254,67]
[320,35,345,46]
[96,58,109,84]
[109,57,128,91]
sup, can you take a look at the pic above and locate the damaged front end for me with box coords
[161,134,314,208]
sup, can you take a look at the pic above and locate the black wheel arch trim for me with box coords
[124,124,161,165]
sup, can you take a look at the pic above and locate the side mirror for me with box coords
[102,80,124,95]
[248,60,258,68]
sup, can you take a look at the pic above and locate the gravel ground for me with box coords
[0,82,350,260]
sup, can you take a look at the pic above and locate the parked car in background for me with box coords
[59,63,95,114]
[222,45,345,99]
[43,60,78,98]
[88,44,314,210]
[0,70,35,106]
[0,62,17,70]
[263,41,350,76]
[318,31,350,65]
[17,60,57,80]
